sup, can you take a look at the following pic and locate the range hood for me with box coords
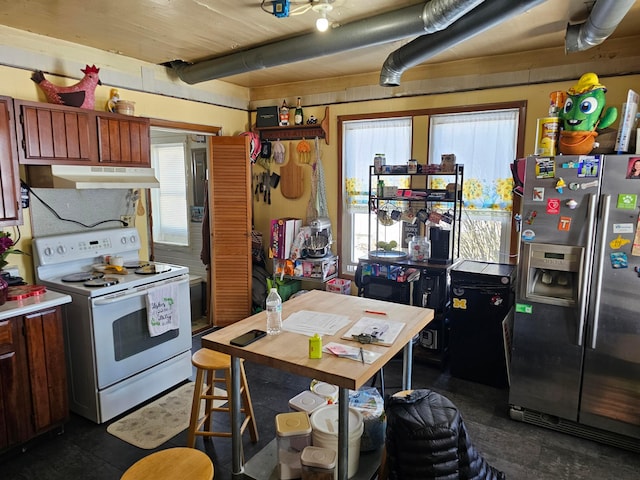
[47,165,160,189]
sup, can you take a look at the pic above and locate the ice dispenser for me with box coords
[520,243,584,307]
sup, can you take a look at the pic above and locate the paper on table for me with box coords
[341,316,406,346]
[323,342,381,364]
[282,310,351,336]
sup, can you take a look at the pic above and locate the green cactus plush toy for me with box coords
[558,72,617,155]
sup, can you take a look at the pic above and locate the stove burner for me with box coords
[84,276,121,287]
[124,261,150,269]
[62,272,105,282]
[135,265,173,275]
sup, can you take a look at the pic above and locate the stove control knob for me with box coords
[56,245,66,255]
[44,247,53,257]
[120,236,128,245]
[130,235,137,244]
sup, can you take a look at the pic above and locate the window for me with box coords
[150,142,189,246]
[429,109,519,263]
[341,118,412,275]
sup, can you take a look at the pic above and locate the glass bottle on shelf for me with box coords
[279,99,289,126]
[294,97,304,125]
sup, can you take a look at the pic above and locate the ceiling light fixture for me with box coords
[311,0,334,32]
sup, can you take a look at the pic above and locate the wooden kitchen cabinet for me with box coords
[15,99,97,165]
[15,99,151,167]
[0,318,31,450]
[0,96,22,226]
[0,307,68,452]
[97,113,150,165]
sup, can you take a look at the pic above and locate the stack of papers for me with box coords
[341,317,406,346]
[282,310,351,336]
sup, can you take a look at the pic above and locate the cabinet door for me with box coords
[0,318,31,449]
[0,96,21,226]
[15,100,97,164]
[208,136,252,326]
[23,308,68,432]
[97,114,151,165]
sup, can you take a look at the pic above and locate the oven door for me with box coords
[91,274,191,389]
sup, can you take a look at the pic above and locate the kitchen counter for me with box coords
[0,290,72,320]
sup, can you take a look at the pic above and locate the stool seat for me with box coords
[187,348,259,448]
[121,447,213,480]
[192,348,231,370]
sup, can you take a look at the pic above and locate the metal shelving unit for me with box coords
[367,164,464,264]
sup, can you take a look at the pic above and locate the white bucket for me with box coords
[309,405,364,478]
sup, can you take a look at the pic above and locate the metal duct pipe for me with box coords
[380,0,546,87]
[171,0,485,85]
[565,0,636,53]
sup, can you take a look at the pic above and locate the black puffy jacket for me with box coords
[385,389,506,480]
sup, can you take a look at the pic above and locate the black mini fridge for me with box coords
[449,260,516,388]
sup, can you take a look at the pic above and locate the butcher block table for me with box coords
[201,289,434,480]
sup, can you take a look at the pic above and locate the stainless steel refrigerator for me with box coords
[509,154,640,451]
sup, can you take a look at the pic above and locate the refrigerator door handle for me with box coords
[588,194,610,349]
[577,193,598,347]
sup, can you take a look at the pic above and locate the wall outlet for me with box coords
[121,215,135,227]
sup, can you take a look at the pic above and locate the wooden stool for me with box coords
[187,348,259,448]
[121,447,213,480]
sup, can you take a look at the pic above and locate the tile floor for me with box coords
[2,330,640,480]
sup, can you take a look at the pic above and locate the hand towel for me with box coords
[146,283,180,337]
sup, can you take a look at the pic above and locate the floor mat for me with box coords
[106,381,226,449]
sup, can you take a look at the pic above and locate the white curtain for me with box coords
[429,109,518,210]
[344,118,412,214]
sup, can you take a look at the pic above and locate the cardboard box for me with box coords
[257,106,279,127]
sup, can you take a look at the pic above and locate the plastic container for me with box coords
[301,446,336,480]
[408,236,431,262]
[373,153,386,173]
[266,288,283,335]
[309,405,364,479]
[276,412,312,480]
[325,278,351,295]
[289,390,327,415]
[310,381,339,404]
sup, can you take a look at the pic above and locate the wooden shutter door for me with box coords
[208,136,252,326]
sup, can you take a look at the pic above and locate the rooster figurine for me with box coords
[31,64,102,109]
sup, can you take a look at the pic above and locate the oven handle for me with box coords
[92,274,190,305]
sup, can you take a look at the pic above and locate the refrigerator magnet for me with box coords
[521,229,535,241]
[566,199,578,209]
[610,252,628,268]
[617,194,637,209]
[535,158,555,178]
[558,216,571,231]
[609,235,631,249]
[577,158,599,177]
[532,187,544,201]
[547,198,561,214]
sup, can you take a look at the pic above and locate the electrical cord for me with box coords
[21,180,128,229]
